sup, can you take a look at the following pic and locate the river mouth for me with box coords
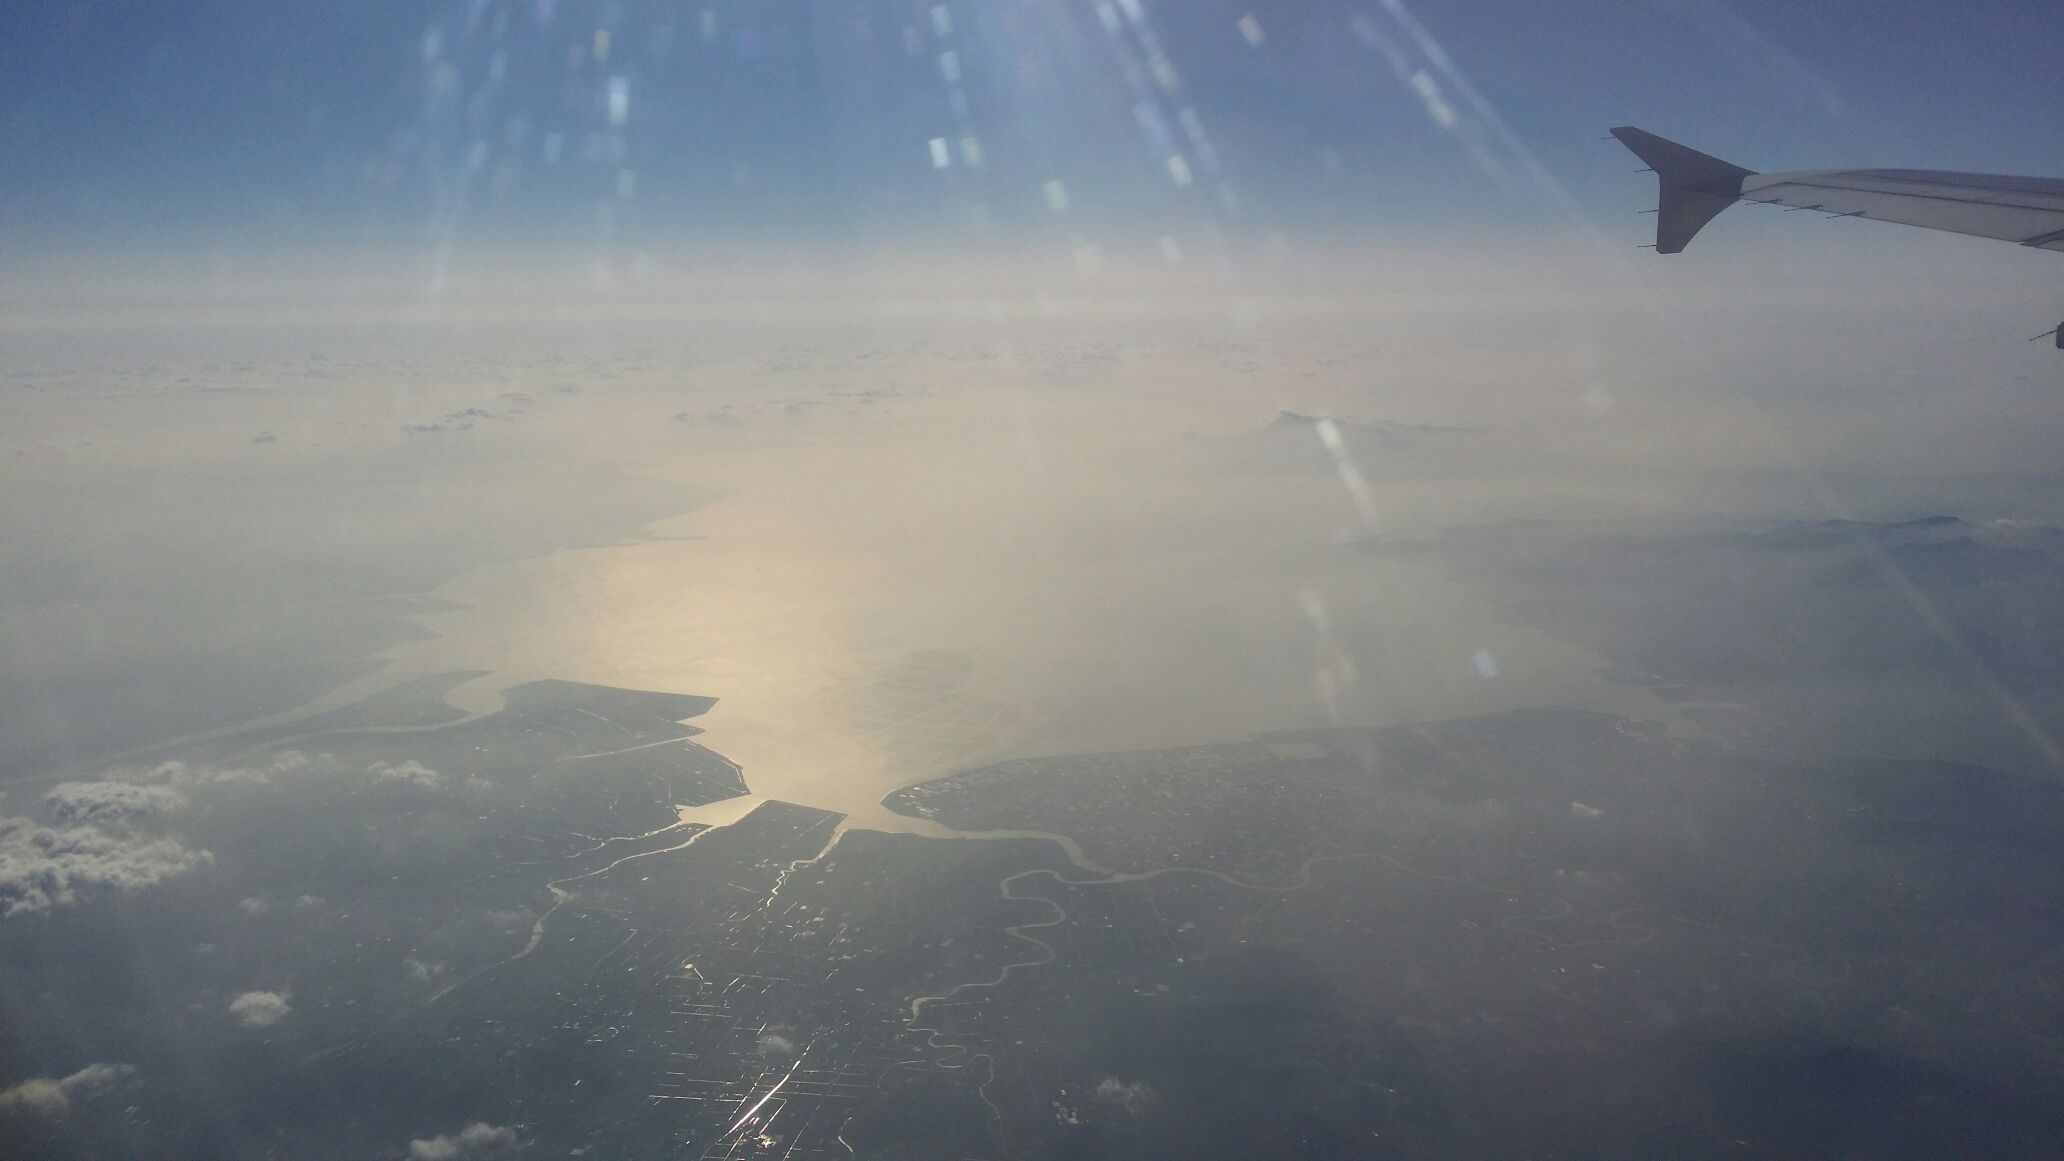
[336,376,1679,837]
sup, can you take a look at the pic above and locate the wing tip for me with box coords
[1611,126,1753,254]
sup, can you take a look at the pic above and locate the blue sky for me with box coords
[3,0,2061,262]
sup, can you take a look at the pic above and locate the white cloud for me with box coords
[371,760,445,791]
[407,1121,521,1160]
[0,1062,133,1118]
[43,781,186,824]
[1093,1077,1156,1115]
[236,896,271,916]
[228,990,292,1028]
[756,1033,795,1058]
[404,957,447,983]
[130,750,320,791]
[261,751,319,777]
[410,1139,460,1161]
[368,760,488,796]
[0,817,213,917]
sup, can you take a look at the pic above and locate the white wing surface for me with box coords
[1611,126,2064,254]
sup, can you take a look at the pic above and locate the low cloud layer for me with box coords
[1,748,480,920]
[0,1062,133,1118]
[407,1121,521,1160]
[371,760,445,791]
[227,990,292,1028]
[133,750,323,790]
[43,781,186,824]
[1094,1076,1157,1115]
[0,816,212,917]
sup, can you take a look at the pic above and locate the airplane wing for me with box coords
[1610,126,2064,256]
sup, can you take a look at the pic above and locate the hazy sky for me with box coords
[5,0,2062,259]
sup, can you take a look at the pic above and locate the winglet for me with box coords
[1611,127,1755,253]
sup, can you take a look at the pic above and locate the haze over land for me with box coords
[6,2,2064,1157]
[8,244,2063,784]
[9,268,2064,1160]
